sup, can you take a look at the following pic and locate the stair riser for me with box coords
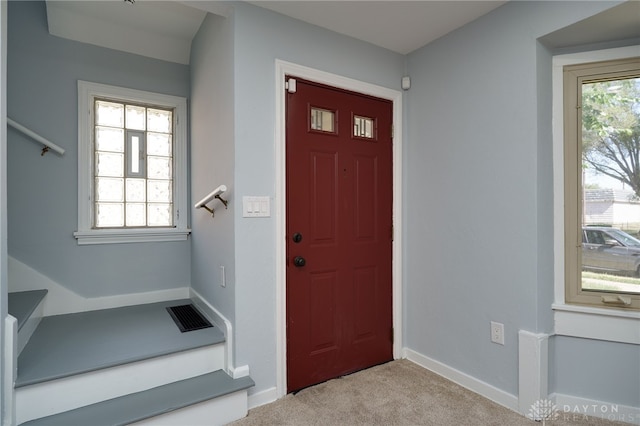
[129,390,249,426]
[16,344,224,424]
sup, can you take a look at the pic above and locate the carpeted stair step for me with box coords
[19,369,255,426]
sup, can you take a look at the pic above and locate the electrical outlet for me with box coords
[490,321,504,345]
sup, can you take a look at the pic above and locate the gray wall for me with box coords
[552,336,640,407]
[404,0,636,402]
[190,11,236,323]
[229,2,405,393]
[7,2,191,297]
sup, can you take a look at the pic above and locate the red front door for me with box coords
[286,77,393,392]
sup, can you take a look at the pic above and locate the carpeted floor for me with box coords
[231,360,630,426]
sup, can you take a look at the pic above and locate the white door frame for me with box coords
[274,60,403,398]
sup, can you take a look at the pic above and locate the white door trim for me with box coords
[274,59,403,397]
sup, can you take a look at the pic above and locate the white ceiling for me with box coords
[247,1,506,55]
[46,1,208,64]
[46,0,507,64]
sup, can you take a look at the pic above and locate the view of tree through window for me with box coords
[581,75,640,296]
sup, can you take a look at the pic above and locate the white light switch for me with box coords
[243,196,270,217]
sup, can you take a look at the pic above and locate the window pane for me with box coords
[96,127,124,152]
[96,152,124,177]
[126,105,146,131]
[125,131,145,178]
[354,115,374,139]
[96,203,124,227]
[147,109,172,133]
[147,133,172,156]
[147,179,172,202]
[581,76,640,296]
[126,178,145,202]
[126,203,146,227]
[96,101,124,127]
[131,136,140,174]
[95,177,124,202]
[147,156,172,179]
[148,203,172,226]
[310,108,335,132]
[96,178,124,201]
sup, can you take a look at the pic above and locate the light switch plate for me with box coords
[243,196,270,217]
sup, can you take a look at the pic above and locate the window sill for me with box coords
[552,303,640,345]
[74,228,191,245]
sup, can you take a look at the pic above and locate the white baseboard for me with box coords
[403,348,519,412]
[552,393,640,425]
[8,256,189,315]
[248,386,279,410]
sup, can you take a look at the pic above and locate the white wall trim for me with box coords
[403,348,520,413]
[274,59,404,399]
[3,316,16,426]
[189,288,248,379]
[247,386,279,410]
[552,393,640,425]
[229,365,250,380]
[553,304,640,344]
[8,256,189,315]
[518,330,549,416]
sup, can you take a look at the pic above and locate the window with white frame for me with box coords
[563,57,640,310]
[74,81,189,245]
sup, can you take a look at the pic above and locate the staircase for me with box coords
[8,291,253,426]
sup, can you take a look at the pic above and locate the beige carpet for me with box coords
[231,360,629,426]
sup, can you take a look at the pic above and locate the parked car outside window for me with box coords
[582,227,640,276]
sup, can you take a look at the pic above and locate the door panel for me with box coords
[308,270,339,353]
[286,77,393,392]
[310,151,338,242]
[353,266,378,343]
[354,155,378,240]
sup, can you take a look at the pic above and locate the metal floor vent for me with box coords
[167,304,213,333]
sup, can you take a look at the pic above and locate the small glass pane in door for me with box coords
[310,108,335,133]
[354,115,374,139]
